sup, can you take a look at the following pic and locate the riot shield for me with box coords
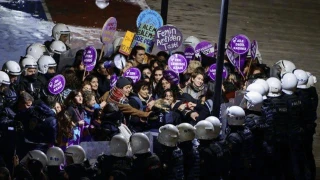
[234,90,246,106]
[80,141,110,161]
[220,102,233,138]
[57,47,83,73]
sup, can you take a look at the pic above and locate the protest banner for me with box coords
[48,74,65,95]
[119,31,135,56]
[131,23,157,53]
[99,17,117,61]
[155,25,183,51]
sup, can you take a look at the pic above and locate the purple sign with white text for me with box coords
[229,34,250,55]
[168,54,188,74]
[163,70,180,85]
[184,46,195,63]
[250,40,258,59]
[155,25,183,51]
[123,67,141,83]
[208,64,228,81]
[226,48,237,66]
[110,74,117,88]
[82,46,97,67]
[48,74,65,95]
[85,63,96,72]
[101,17,117,44]
[226,48,246,75]
[195,41,215,60]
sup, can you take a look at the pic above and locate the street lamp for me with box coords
[161,0,168,25]
[212,0,230,117]
[95,0,109,9]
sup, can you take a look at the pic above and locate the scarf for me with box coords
[108,87,129,104]
[190,82,205,92]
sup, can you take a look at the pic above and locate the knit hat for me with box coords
[116,77,132,88]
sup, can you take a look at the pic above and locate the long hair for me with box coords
[154,77,180,98]
[64,89,82,107]
[82,91,96,107]
[56,110,73,145]
[62,69,81,90]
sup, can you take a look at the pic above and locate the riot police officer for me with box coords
[225,106,254,179]
[64,145,93,179]
[176,123,200,180]
[0,71,11,109]
[281,72,310,179]
[14,150,48,179]
[243,91,272,179]
[19,56,43,101]
[44,23,71,51]
[2,61,21,107]
[130,133,162,180]
[46,147,65,180]
[96,134,132,179]
[37,55,57,87]
[196,119,230,180]
[294,69,318,179]
[156,124,184,180]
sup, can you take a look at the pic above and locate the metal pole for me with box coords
[212,0,229,117]
[161,0,169,25]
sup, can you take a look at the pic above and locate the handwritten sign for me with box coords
[136,9,163,29]
[101,17,117,44]
[131,23,157,53]
[168,54,188,74]
[119,31,135,56]
[155,25,183,51]
[229,34,250,55]
[48,74,65,95]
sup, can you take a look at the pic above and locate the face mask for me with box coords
[44,73,56,80]
[25,74,37,82]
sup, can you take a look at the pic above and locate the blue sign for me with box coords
[136,9,163,29]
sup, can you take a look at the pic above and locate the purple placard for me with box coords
[195,41,215,60]
[82,46,97,66]
[226,48,238,67]
[250,40,258,59]
[155,25,183,51]
[101,17,117,44]
[239,53,247,71]
[48,74,65,95]
[229,34,250,55]
[184,46,195,63]
[163,70,180,85]
[110,74,117,88]
[208,64,228,81]
[123,67,141,83]
[85,62,96,72]
[168,54,188,74]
